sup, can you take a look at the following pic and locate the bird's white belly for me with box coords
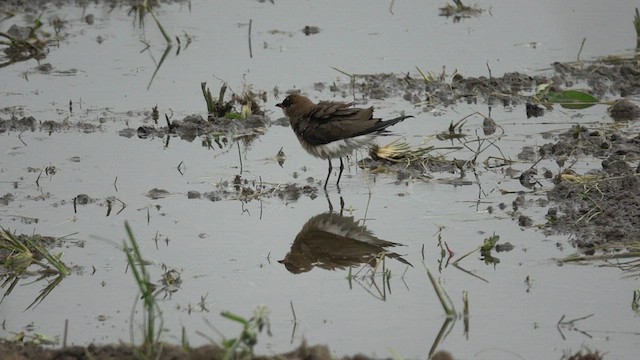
[299,135,373,159]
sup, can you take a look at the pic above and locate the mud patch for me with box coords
[321,58,640,121]
[540,125,640,159]
[519,122,640,247]
[0,341,364,360]
[544,159,640,248]
[318,58,640,252]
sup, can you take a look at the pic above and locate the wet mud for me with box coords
[0,341,362,360]
[317,59,640,251]
[539,125,640,247]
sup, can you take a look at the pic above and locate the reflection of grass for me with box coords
[127,0,172,45]
[129,0,178,90]
[143,0,172,45]
[422,263,455,317]
[344,254,407,301]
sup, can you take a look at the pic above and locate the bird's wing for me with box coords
[311,101,367,120]
[300,101,376,145]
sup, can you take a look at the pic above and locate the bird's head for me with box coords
[275,94,315,120]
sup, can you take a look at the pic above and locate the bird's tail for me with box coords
[355,115,413,137]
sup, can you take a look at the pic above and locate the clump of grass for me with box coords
[1,228,70,309]
[201,82,267,120]
[416,66,440,83]
[126,0,172,45]
[0,18,48,66]
[123,222,163,358]
[23,235,70,276]
[220,305,271,360]
[0,228,33,274]
[369,138,461,178]
[0,228,71,276]
[202,82,230,116]
[371,138,435,163]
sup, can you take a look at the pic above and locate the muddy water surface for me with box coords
[1,1,639,359]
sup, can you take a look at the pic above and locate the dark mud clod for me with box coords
[525,102,545,118]
[608,99,640,121]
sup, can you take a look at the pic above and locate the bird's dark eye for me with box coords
[282,96,293,107]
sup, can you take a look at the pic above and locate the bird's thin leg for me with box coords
[324,159,332,189]
[336,158,345,187]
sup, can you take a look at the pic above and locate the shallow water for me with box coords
[1,1,639,359]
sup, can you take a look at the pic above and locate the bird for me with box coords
[279,212,412,274]
[276,94,412,188]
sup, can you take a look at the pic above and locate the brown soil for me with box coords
[0,340,600,360]
[0,341,330,360]
[539,126,640,247]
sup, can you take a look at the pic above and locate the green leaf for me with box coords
[480,234,500,252]
[224,112,242,120]
[546,90,598,109]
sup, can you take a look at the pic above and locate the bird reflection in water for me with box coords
[279,212,412,274]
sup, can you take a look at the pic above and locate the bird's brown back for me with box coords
[295,101,379,146]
